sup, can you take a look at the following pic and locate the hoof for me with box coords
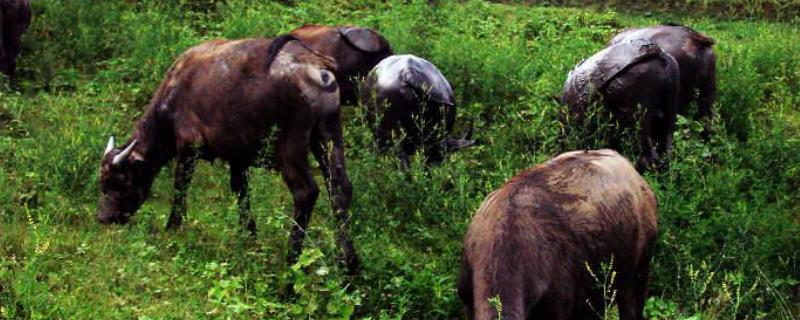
[165,220,182,230]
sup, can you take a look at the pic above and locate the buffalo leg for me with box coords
[278,124,319,267]
[1,17,17,78]
[422,101,446,165]
[311,113,359,273]
[398,111,423,169]
[633,256,653,319]
[167,148,198,230]
[230,162,256,235]
[368,98,394,154]
[617,259,650,320]
[533,296,572,320]
[616,278,642,320]
[656,83,678,160]
[697,54,717,139]
[636,105,658,172]
[457,258,475,320]
[0,47,8,78]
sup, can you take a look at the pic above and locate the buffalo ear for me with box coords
[339,27,384,53]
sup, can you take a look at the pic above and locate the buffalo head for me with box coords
[97,137,153,224]
[291,25,393,105]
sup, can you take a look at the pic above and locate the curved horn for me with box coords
[112,140,138,166]
[444,125,476,151]
[461,125,474,141]
[104,136,115,156]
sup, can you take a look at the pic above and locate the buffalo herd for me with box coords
[3,6,719,318]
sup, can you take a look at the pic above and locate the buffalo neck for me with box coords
[130,108,177,173]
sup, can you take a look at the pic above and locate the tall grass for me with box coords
[0,0,798,319]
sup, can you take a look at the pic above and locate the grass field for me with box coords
[1,0,799,319]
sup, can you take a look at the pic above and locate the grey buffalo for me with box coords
[562,39,680,170]
[360,54,474,168]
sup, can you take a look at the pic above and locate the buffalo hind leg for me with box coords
[167,148,199,230]
[655,85,678,163]
[278,126,319,267]
[457,257,475,320]
[636,104,658,172]
[230,162,256,235]
[697,54,717,140]
[398,112,423,170]
[310,114,359,274]
[422,101,446,165]
[617,259,650,320]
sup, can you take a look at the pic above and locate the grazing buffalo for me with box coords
[291,24,393,105]
[0,0,31,79]
[360,54,474,168]
[562,39,679,171]
[97,35,360,272]
[610,24,716,130]
[458,149,659,320]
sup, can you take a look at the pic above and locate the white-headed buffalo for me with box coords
[610,23,716,135]
[562,39,679,171]
[97,35,359,273]
[0,0,31,79]
[291,24,393,105]
[458,149,658,320]
[360,54,474,168]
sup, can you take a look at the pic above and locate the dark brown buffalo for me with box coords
[610,24,716,130]
[562,39,680,171]
[291,24,393,105]
[0,0,31,79]
[97,35,359,272]
[360,54,474,168]
[458,149,658,320]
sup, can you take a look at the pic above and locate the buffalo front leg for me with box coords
[0,48,9,78]
[311,113,359,274]
[636,106,658,172]
[230,163,256,235]
[278,125,319,267]
[167,148,199,230]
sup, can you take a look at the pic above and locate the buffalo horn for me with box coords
[445,126,476,151]
[112,140,138,166]
[104,136,115,156]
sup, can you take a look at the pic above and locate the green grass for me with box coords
[1,0,799,319]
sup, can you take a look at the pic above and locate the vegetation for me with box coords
[504,0,800,21]
[1,0,798,319]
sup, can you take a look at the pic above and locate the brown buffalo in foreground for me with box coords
[97,35,359,272]
[458,149,658,320]
[0,0,31,79]
[610,24,716,134]
[291,24,393,105]
[562,39,679,171]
